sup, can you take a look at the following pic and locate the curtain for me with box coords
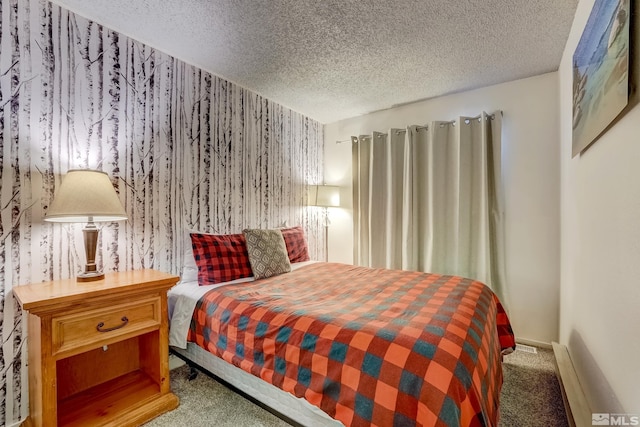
[352,112,507,303]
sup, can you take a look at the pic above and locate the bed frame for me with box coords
[171,343,344,426]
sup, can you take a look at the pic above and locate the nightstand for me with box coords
[13,270,180,427]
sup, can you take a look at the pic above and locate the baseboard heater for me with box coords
[552,342,592,427]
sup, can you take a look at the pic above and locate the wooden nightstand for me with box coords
[13,270,180,427]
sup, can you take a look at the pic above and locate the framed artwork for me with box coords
[572,0,630,157]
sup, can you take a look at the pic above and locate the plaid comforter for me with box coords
[188,263,515,426]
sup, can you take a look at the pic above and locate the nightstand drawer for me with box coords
[52,296,161,356]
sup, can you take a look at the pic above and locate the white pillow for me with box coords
[181,232,198,283]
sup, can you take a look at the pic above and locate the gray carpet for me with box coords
[499,347,568,427]
[146,347,568,426]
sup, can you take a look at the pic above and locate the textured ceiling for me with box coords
[49,0,578,124]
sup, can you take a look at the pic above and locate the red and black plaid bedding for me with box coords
[188,263,515,426]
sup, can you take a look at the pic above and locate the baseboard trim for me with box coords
[516,337,552,349]
[552,342,591,427]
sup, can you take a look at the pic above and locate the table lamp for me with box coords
[45,169,128,282]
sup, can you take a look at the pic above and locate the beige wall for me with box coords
[559,0,640,412]
[325,72,561,345]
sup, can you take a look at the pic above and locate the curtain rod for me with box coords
[336,126,428,144]
[335,111,502,144]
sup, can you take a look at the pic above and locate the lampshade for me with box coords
[308,185,340,208]
[45,169,127,223]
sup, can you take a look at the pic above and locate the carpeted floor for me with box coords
[145,347,568,426]
[499,347,568,427]
[145,358,290,427]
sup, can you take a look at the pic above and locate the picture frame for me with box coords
[572,0,630,157]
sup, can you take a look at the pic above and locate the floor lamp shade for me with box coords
[45,169,127,281]
[308,185,340,208]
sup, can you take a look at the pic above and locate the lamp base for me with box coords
[79,221,104,282]
[77,271,105,282]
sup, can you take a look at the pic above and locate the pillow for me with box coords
[190,233,253,285]
[182,246,198,283]
[181,232,198,283]
[243,228,291,279]
[280,226,310,263]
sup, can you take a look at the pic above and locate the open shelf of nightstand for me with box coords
[58,370,159,427]
[55,332,164,426]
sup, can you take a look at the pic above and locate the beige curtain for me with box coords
[352,112,507,303]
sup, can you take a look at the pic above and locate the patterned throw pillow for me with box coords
[243,228,292,279]
[280,226,310,263]
[190,233,253,285]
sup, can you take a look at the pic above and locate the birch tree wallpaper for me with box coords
[0,0,324,423]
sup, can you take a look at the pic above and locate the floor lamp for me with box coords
[308,184,340,262]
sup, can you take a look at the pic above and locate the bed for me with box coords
[168,228,515,426]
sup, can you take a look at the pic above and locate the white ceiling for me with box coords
[50,0,578,124]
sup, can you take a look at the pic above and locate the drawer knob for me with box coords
[96,316,129,333]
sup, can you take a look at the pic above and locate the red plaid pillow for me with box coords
[190,233,253,285]
[280,226,310,263]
